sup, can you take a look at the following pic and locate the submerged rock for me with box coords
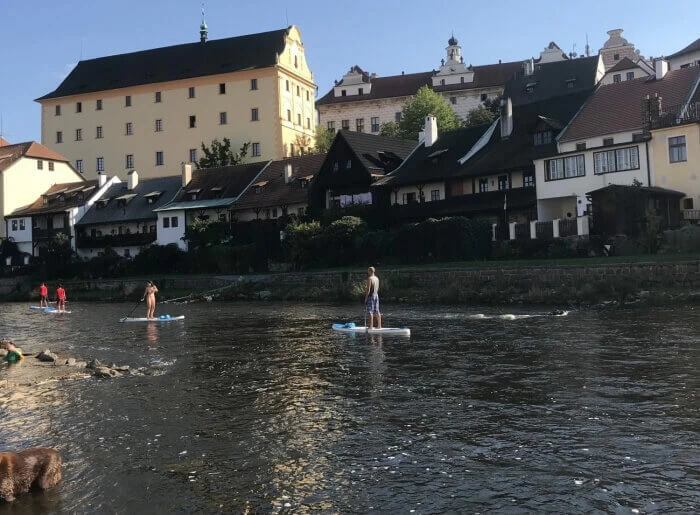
[86,359,104,370]
[37,350,58,363]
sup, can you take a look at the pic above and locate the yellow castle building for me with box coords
[37,22,316,179]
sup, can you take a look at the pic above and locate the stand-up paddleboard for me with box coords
[120,315,185,323]
[29,306,47,310]
[332,323,410,336]
[45,309,71,314]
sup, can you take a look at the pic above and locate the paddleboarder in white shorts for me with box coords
[365,266,382,329]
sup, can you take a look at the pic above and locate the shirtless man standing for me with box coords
[142,281,159,320]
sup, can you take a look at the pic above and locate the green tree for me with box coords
[313,126,335,153]
[397,86,462,140]
[197,138,250,169]
[464,105,497,127]
[483,95,503,117]
[379,121,401,138]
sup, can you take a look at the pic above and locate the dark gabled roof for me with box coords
[0,141,72,173]
[37,28,290,100]
[233,153,326,211]
[560,66,700,142]
[338,130,417,173]
[587,184,685,197]
[174,161,269,202]
[316,61,522,106]
[666,38,700,60]
[457,90,594,177]
[607,57,643,73]
[504,55,600,106]
[373,125,490,188]
[8,180,98,217]
[76,176,182,226]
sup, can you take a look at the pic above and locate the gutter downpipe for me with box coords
[645,139,651,187]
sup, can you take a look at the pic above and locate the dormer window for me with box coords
[341,90,347,96]
[525,82,538,93]
[253,181,268,194]
[144,191,162,204]
[58,194,65,202]
[210,187,223,199]
[346,159,352,169]
[565,78,576,89]
[534,131,553,146]
[358,87,364,95]
[42,196,48,206]
[333,162,339,172]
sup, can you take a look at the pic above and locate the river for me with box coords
[0,302,698,513]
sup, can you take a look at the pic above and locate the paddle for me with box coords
[120,298,143,322]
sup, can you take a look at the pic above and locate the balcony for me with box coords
[381,187,536,220]
[647,101,700,130]
[683,209,700,221]
[32,227,71,240]
[76,232,157,249]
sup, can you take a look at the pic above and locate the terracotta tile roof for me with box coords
[667,38,700,60]
[37,28,290,100]
[0,137,9,147]
[559,67,700,142]
[607,57,642,73]
[0,141,70,173]
[8,180,97,217]
[316,61,522,106]
[233,153,326,211]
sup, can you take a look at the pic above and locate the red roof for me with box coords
[560,67,700,142]
[0,137,9,147]
[9,180,97,217]
[0,141,71,173]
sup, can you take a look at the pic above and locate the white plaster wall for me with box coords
[391,182,445,205]
[156,211,187,250]
[537,197,579,220]
[5,216,31,244]
[600,67,650,85]
[559,130,641,153]
[668,50,700,70]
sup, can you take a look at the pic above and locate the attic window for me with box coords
[534,131,552,146]
[525,82,538,93]
[333,162,340,172]
[116,193,137,206]
[43,196,48,206]
[144,191,162,204]
[565,78,576,88]
[253,181,268,193]
[58,194,65,202]
[210,186,223,198]
[426,149,449,159]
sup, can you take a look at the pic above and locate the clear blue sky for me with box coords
[1,0,697,143]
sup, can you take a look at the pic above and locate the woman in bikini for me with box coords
[142,281,159,319]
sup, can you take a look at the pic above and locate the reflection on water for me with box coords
[1,302,699,513]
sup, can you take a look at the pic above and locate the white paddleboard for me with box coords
[45,309,71,314]
[120,315,185,323]
[332,324,410,336]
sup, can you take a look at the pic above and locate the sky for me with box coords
[0,0,698,143]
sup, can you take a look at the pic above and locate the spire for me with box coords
[199,2,208,43]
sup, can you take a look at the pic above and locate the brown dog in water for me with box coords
[0,447,62,502]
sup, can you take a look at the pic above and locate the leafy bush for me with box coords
[285,220,323,269]
[323,216,367,266]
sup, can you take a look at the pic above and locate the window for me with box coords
[125,95,131,107]
[56,131,63,144]
[395,112,402,122]
[287,109,292,122]
[371,117,380,132]
[297,207,305,216]
[342,119,350,130]
[155,119,163,132]
[156,151,164,166]
[189,115,196,128]
[251,108,259,121]
[683,198,694,209]
[126,122,133,135]
[669,136,687,163]
[75,128,82,141]
[96,99,102,110]
[450,96,457,105]
[603,138,614,146]
[290,144,296,156]
[545,154,585,181]
[37,160,43,170]
[155,91,161,103]
[341,89,347,97]
[96,126,103,139]
[576,142,587,151]
[55,105,61,116]
[294,55,298,68]
[403,192,417,204]
[124,249,131,258]
[479,178,488,192]
[11,220,17,231]
[613,74,621,83]
[125,154,134,169]
[356,118,365,132]
[346,159,352,169]
[358,87,364,95]
[171,217,178,228]
[297,113,302,126]
[626,71,635,81]
[48,161,54,171]
[440,79,445,86]
[252,142,261,157]
[431,189,440,201]
[76,159,83,174]
[613,53,620,61]
[307,118,311,129]
[20,219,25,230]
[219,83,226,94]
[286,80,290,92]
[632,133,646,142]
[498,175,509,190]
[524,174,535,187]
[296,85,300,96]
[97,157,105,172]
[272,208,278,218]
[76,102,82,113]
[188,87,195,98]
[534,131,552,145]
[333,162,339,172]
[163,217,170,228]
[219,112,227,125]
[327,121,336,134]
[594,147,640,174]
[251,78,258,90]
[460,76,465,84]
[306,91,310,101]
[189,148,197,163]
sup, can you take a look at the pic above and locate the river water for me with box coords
[0,302,698,514]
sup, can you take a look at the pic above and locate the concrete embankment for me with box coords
[4,260,700,306]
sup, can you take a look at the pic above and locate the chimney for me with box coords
[654,58,668,79]
[424,115,438,147]
[418,130,425,143]
[500,97,513,139]
[181,162,192,187]
[523,57,535,76]
[127,170,138,190]
[284,162,293,184]
[97,171,107,187]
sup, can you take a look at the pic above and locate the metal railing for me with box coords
[647,101,700,130]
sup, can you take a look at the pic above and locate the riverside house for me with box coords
[154,162,268,250]
[4,175,117,256]
[74,171,182,258]
[535,63,700,228]
[0,141,86,239]
[232,153,326,221]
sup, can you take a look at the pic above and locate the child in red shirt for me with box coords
[56,284,67,312]
[39,283,49,307]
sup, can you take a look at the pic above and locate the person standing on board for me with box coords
[365,266,382,330]
[56,284,67,312]
[142,281,159,320]
[39,282,49,307]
